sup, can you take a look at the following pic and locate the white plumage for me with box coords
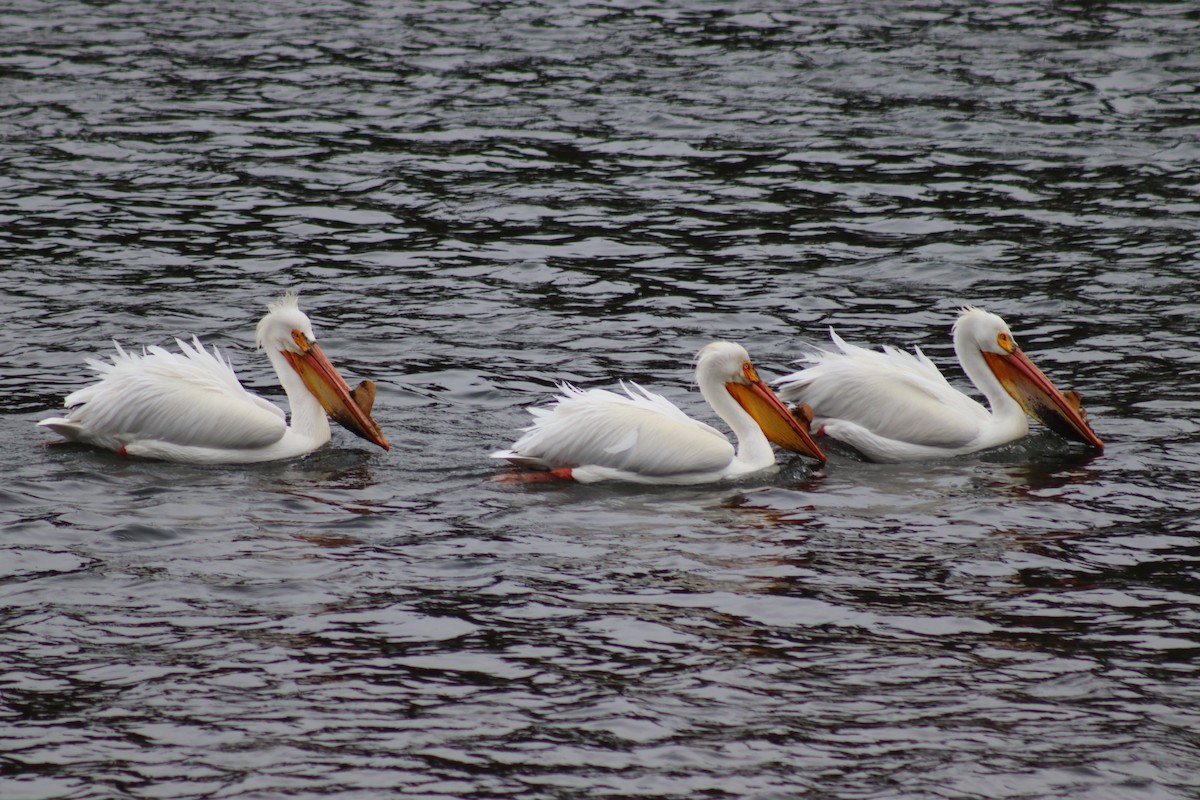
[775,307,1103,462]
[38,293,389,463]
[493,341,825,484]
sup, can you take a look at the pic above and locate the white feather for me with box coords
[493,341,821,484]
[37,294,362,463]
[775,308,1042,462]
[778,328,987,450]
[44,337,287,452]
[500,382,734,479]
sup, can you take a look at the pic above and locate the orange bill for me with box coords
[726,374,826,463]
[983,348,1103,449]
[284,340,390,451]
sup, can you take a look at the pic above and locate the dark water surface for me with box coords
[3,2,1200,798]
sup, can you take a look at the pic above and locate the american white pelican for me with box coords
[38,293,389,463]
[491,341,826,484]
[774,307,1103,463]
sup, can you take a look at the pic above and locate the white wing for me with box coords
[495,382,736,477]
[776,330,989,449]
[45,338,286,450]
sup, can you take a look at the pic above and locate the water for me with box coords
[3,2,1200,798]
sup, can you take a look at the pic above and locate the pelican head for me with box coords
[698,342,826,463]
[257,293,389,450]
[954,307,1102,449]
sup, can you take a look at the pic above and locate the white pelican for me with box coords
[774,306,1103,463]
[38,293,389,463]
[491,341,826,484]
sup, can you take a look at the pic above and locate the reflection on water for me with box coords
[3,1,1200,799]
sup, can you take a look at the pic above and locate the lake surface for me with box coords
[2,2,1200,798]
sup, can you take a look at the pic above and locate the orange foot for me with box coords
[490,467,575,484]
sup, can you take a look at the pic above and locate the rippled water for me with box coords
[3,2,1200,798]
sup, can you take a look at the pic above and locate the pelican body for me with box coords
[492,341,826,484]
[774,307,1103,463]
[38,293,389,463]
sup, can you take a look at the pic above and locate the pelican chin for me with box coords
[774,307,1103,463]
[38,292,389,463]
[492,341,825,485]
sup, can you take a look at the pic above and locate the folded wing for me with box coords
[43,338,286,451]
[494,382,735,477]
[776,330,988,449]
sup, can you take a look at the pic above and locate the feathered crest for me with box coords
[267,290,301,316]
[951,305,987,336]
[256,290,305,351]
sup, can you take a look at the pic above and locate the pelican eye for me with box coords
[741,361,760,382]
[291,329,312,353]
[996,331,1013,353]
